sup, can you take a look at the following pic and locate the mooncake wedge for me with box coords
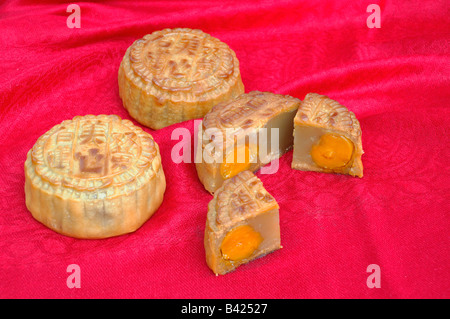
[292,93,363,177]
[118,28,245,130]
[196,91,301,193]
[24,114,166,239]
[204,171,281,275]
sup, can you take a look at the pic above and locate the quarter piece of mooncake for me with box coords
[196,91,301,193]
[118,28,245,130]
[204,171,281,275]
[292,93,363,177]
[24,115,166,239]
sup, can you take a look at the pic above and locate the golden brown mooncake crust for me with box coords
[208,171,279,230]
[292,93,364,177]
[118,28,245,130]
[205,171,281,275]
[196,91,301,193]
[24,114,166,239]
[202,91,300,132]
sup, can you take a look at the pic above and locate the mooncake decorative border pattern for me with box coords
[28,115,160,193]
[125,28,240,103]
[212,171,279,230]
[295,93,361,139]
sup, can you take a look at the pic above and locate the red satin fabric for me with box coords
[0,0,449,299]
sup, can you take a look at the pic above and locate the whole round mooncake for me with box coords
[118,28,245,130]
[24,114,166,239]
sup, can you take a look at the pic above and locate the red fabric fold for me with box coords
[0,0,448,298]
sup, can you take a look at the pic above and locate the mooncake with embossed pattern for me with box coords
[24,115,166,239]
[204,171,281,275]
[196,91,301,194]
[292,93,364,177]
[118,28,245,130]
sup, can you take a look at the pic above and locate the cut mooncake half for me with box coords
[196,91,301,193]
[24,115,166,239]
[292,93,363,177]
[204,171,281,275]
[118,28,245,130]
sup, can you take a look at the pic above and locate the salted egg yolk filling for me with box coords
[220,144,257,179]
[220,225,263,262]
[310,134,354,169]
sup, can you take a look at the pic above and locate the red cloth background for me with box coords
[0,0,449,299]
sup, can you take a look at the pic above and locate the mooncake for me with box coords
[292,93,363,177]
[24,114,166,239]
[196,91,301,194]
[118,28,245,130]
[204,171,281,275]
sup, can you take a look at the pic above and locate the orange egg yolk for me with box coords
[310,134,354,169]
[221,225,263,262]
[220,144,256,179]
